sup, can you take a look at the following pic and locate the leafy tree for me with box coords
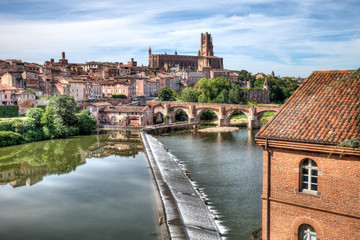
[179,87,198,102]
[213,89,229,103]
[194,76,247,104]
[76,109,97,134]
[254,77,298,103]
[26,88,36,95]
[45,95,80,126]
[158,87,176,101]
[238,70,255,83]
[229,85,247,104]
[26,108,44,126]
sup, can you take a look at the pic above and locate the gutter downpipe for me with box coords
[265,138,270,240]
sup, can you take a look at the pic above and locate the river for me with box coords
[156,129,263,240]
[0,129,262,240]
[0,131,160,240]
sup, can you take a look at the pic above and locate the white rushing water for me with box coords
[141,132,223,239]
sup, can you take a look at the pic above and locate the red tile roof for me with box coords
[256,70,360,145]
[103,105,148,113]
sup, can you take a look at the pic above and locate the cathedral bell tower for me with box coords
[200,32,214,57]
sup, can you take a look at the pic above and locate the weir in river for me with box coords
[141,132,222,239]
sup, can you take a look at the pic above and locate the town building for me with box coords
[86,102,112,123]
[99,105,153,126]
[0,84,18,105]
[91,82,102,99]
[5,60,25,71]
[15,90,36,104]
[0,70,25,88]
[148,32,223,72]
[254,70,360,239]
[100,79,136,99]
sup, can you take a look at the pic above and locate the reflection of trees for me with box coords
[0,135,98,187]
[0,131,143,187]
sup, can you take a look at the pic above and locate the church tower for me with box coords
[200,32,214,57]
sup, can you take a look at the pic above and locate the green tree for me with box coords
[228,85,247,104]
[76,109,97,134]
[179,87,198,102]
[26,108,44,126]
[238,70,255,83]
[238,70,253,82]
[254,77,298,103]
[45,95,80,126]
[158,87,176,101]
[26,88,36,95]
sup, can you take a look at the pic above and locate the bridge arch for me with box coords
[153,105,166,116]
[172,107,190,122]
[256,110,277,125]
[195,108,221,123]
[222,109,250,126]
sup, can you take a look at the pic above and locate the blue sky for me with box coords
[0,0,359,77]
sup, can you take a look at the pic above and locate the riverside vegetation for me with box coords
[159,73,298,104]
[0,95,97,147]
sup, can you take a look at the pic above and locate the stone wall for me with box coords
[247,89,270,104]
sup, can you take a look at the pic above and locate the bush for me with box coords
[0,120,13,131]
[111,94,127,99]
[158,87,176,101]
[26,108,44,126]
[23,128,45,142]
[0,105,19,117]
[76,109,97,134]
[0,131,25,147]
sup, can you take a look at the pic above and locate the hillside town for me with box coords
[0,33,302,110]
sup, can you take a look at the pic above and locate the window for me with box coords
[300,159,318,193]
[299,224,316,240]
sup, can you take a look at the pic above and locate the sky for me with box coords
[0,0,359,77]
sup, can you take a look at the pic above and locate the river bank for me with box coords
[141,132,222,239]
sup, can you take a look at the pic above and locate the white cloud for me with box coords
[0,0,359,77]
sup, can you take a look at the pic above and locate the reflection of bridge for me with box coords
[147,101,281,129]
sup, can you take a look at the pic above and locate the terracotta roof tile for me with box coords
[256,70,360,145]
[103,105,148,113]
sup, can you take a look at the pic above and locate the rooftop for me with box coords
[103,105,148,113]
[256,70,360,145]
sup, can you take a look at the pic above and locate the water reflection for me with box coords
[0,130,143,188]
[0,130,160,240]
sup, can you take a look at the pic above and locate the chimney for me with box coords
[62,52,65,59]
[51,58,54,63]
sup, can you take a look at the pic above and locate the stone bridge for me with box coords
[146,101,281,129]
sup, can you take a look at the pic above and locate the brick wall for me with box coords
[262,148,360,239]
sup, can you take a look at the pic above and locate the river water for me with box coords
[0,129,262,240]
[156,129,263,240]
[0,131,160,240]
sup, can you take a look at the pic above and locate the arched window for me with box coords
[300,159,318,193]
[299,224,316,240]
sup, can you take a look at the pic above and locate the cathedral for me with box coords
[148,32,224,72]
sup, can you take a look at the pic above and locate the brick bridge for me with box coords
[146,101,281,129]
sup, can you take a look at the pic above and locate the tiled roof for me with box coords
[103,105,148,113]
[89,102,112,107]
[256,70,360,145]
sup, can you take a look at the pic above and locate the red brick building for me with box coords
[255,70,360,240]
